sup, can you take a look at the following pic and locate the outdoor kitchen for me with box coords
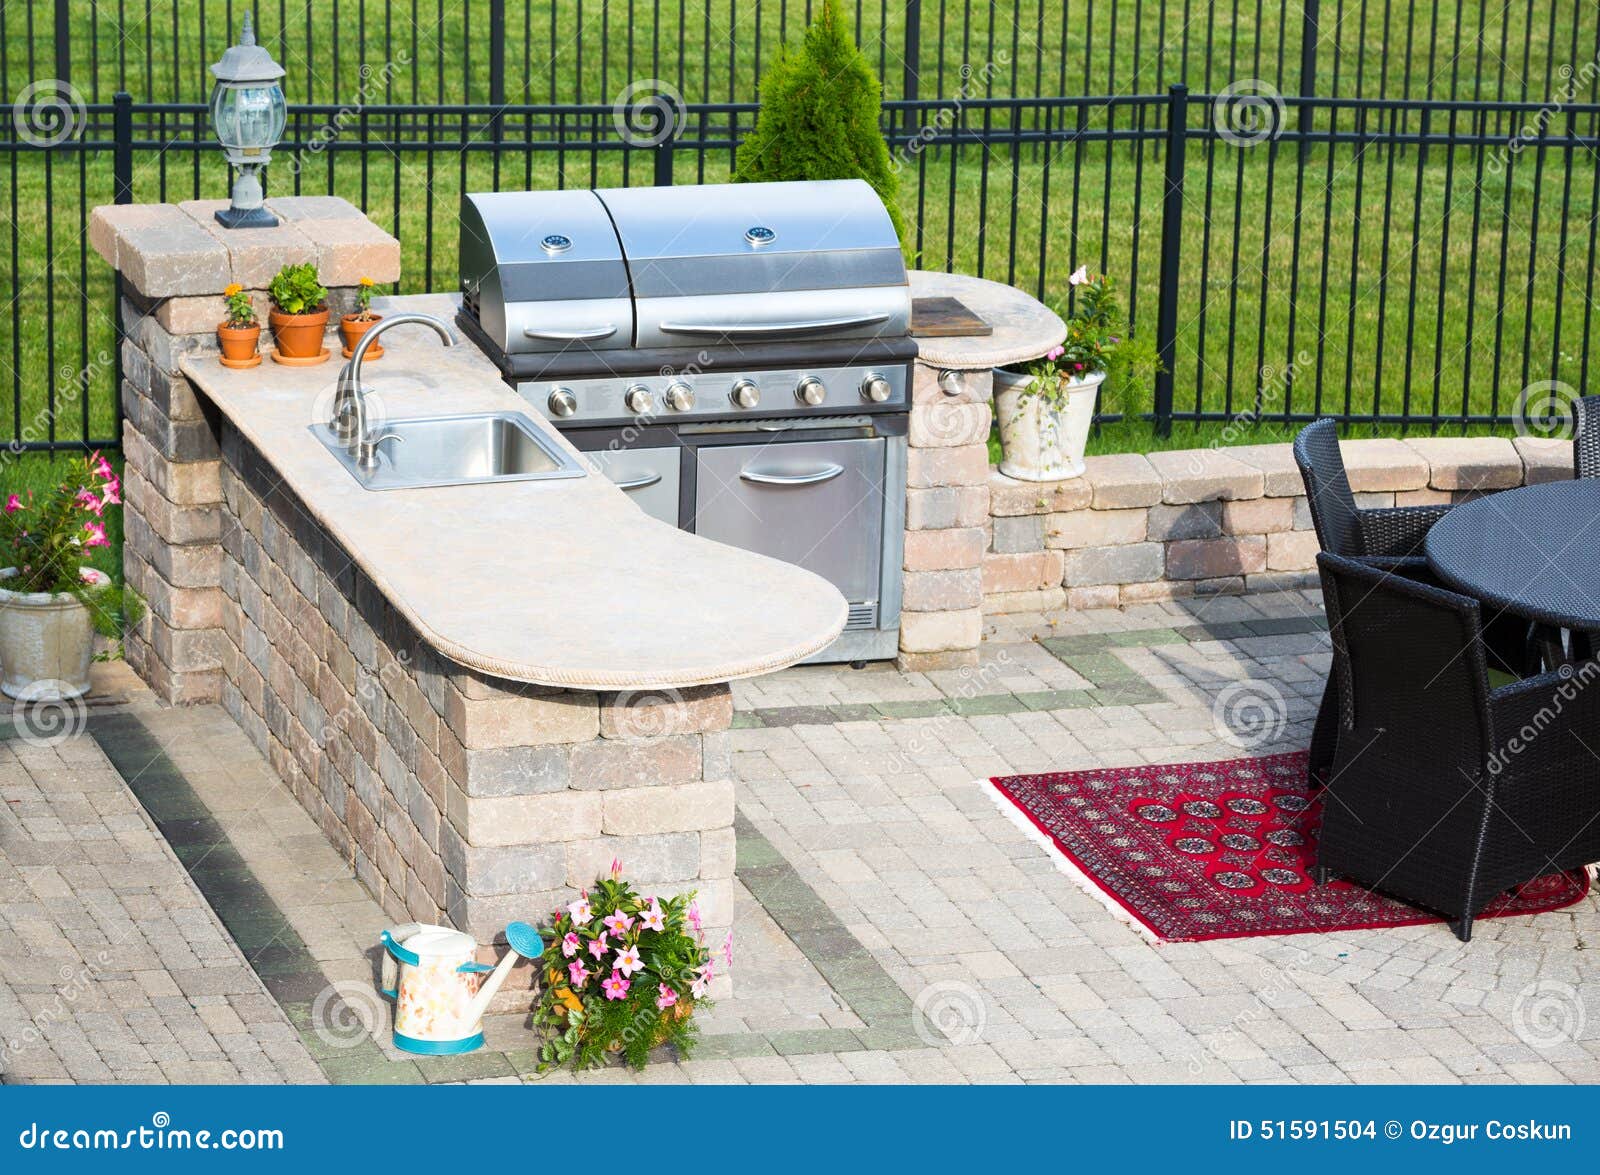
[8,0,1600,1126]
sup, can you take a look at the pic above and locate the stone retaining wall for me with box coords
[981,435,1571,612]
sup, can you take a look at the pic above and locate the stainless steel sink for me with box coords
[314,411,587,490]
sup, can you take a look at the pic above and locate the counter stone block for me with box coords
[569,735,704,790]
[596,684,733,738]
[443,685,600,749]
[602,778,735,836]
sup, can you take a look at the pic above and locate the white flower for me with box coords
[1068,265,1090,286]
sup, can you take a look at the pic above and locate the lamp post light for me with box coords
[208,12,287,229]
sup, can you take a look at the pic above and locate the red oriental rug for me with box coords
[988,751,1590,943]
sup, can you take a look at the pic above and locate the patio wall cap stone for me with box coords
[986,435,1566,516]
[89,195,398,299]
[1145,448,1265,504]
[1336,437,1430,491]
[1079,453,1162,508]
[1402,435,1523,490]
[1220,443,1305,496]
[1513,435,1574,484]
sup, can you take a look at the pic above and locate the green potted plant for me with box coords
[733,0,907,246]
[339,276,385,359]
[0,453,124,700]
[531,861,723,1072]
[267,261,330,363]
[216,282,261,368]
[995,269,1161,481]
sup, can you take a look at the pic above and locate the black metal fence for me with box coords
[7,1,1600,110]
[5,85,1597,453]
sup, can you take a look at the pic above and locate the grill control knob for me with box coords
[730,379,760,409]
[795,377,827,406]
[547,387,577,417]
[624,384,655,415]
[860,373,892,403]
[665,381,695,412]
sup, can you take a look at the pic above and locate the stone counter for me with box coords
[93,197,825,978]
[178,293,846,690]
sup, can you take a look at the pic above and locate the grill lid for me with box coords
[594,179,906,299]
[459,190,634,352]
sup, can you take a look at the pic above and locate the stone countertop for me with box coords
[180,294,847,690]
[909,270,1066,371]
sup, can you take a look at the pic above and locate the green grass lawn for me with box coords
[5,2,1596,461]
[8,0,1595,108]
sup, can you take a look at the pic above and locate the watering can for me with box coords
[379,920,544,1055]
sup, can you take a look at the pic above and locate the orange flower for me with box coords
[359,276,375,288]
[224,282,242,297]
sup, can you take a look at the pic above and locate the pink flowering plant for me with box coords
[532,861,722,1071]
[0,452,120,595]
[1014,267,1161,416]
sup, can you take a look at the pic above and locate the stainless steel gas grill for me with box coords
[457,179,913,663]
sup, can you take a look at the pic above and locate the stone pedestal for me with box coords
[900,270,1066,671]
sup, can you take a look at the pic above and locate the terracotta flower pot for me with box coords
[340,312,384,359]
[268,306,330,359]
[216,321,261,365]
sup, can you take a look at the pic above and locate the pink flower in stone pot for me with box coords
[0,452,140,701]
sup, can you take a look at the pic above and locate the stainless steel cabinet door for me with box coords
[583,446,681,526]
[693,437,885,603]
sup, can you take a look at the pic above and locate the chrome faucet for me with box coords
[330,312,458,470]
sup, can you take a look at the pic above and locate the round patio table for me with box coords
[1424,479,1600,631]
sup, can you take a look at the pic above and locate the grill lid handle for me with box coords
[522,324,620,342]
[654,314,890,340]
[738,463,846,487]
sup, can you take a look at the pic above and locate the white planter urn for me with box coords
[0,567,110,701]
[993,366,1105,482]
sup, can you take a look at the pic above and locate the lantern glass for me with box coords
[210,81,286,155]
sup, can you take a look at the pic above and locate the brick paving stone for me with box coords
[10,589,1598,1086]
[0,707,321,1086]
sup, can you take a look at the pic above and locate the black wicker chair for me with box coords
[1293,418,1451,572]
[1576,395,1600,479]
[1294,418,1532,783]
[1314,552,1600,942]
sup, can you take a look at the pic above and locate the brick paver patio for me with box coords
[3,592,1597,1084]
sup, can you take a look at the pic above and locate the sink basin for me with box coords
[315,411,586,490]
